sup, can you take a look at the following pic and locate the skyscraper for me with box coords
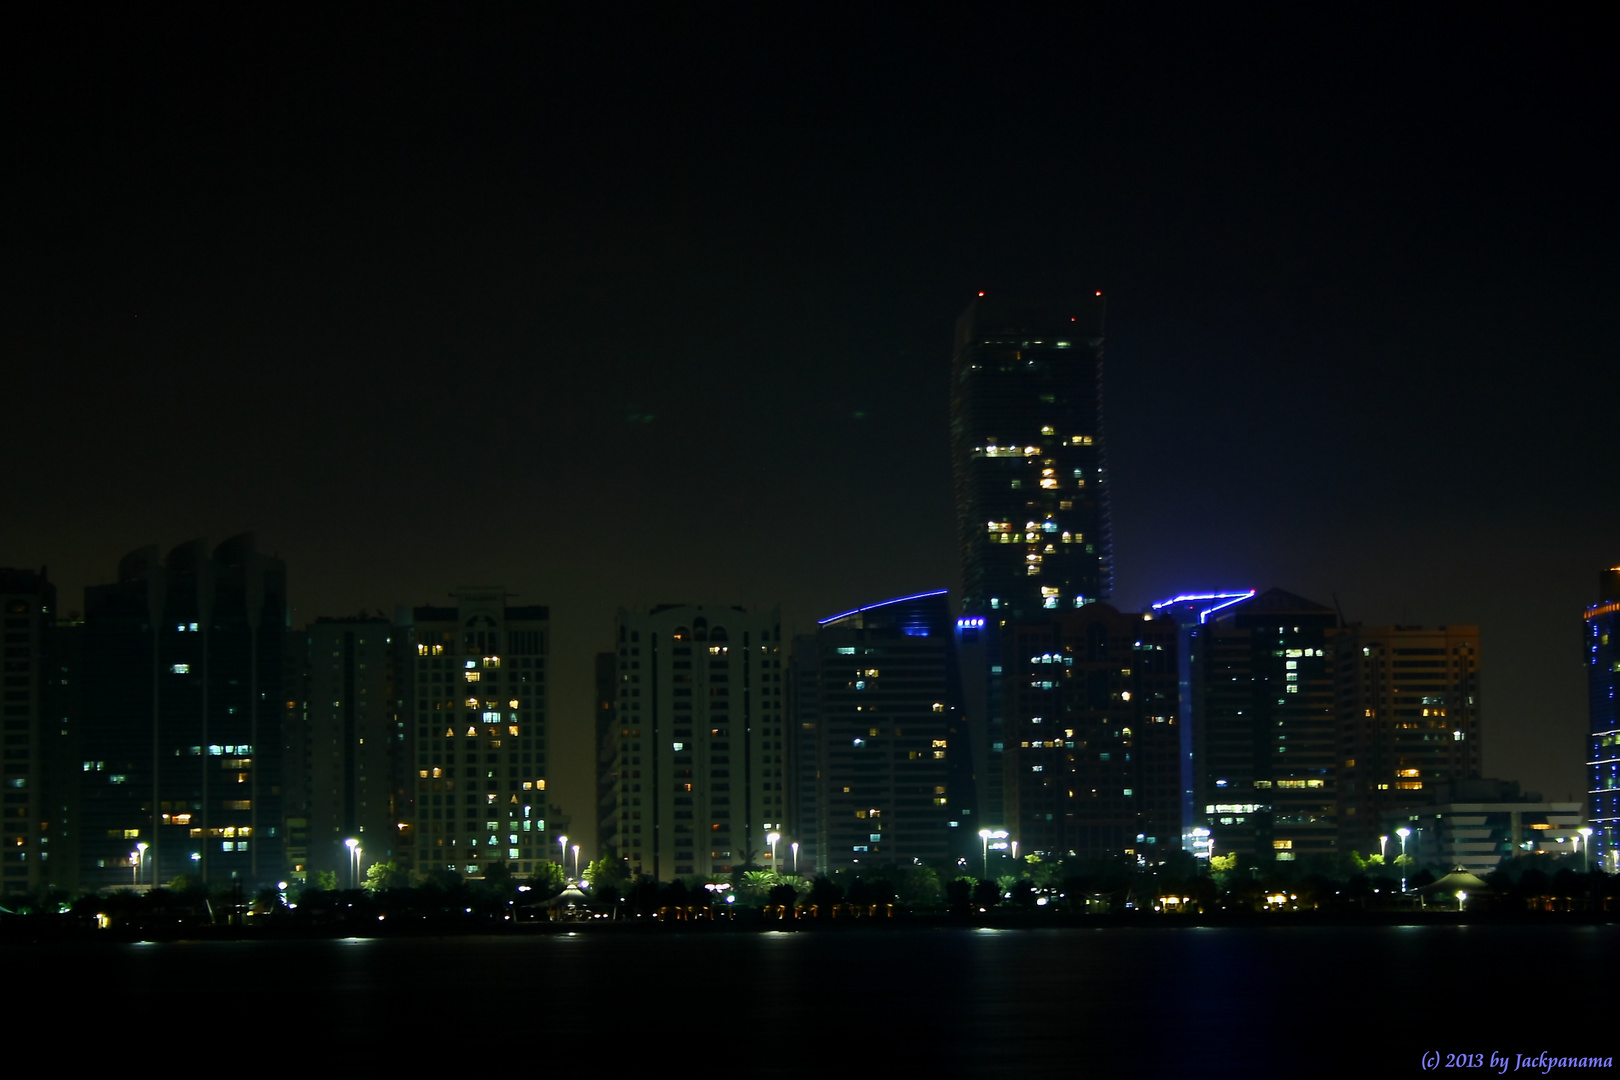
[1150,591,1256,849]
[606,605,785,880]
[285,616,408,883]
[797,590,970,874]
[0,568,61,895]
[404,590,550,878]
[1193,588,1340,866]
[1002,603,1180,861]
[951,294,1110,622]
[949,293,1109,828]
[1586,567,1620,871]
[79,538,289,888]
[1333,623,1482,857]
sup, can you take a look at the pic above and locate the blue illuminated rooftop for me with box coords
[818,589,949,626]
[1151,590,1256,625]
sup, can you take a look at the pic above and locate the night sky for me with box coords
[6,8,1615,852]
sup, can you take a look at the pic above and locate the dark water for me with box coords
[14,925,1613,1074]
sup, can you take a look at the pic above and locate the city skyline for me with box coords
[5,9,1615,858]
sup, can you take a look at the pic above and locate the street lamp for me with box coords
[978,829,992,879]
[1396,828,1411,895]
[1379,834,1389,862]
[558,834,568,878]
[129,850,140,887]
[136,841,149,886]
[766,831,780,875]
[571,844,580,880]
[345,838,360,890]
[791,841,800,875]
[1580,828,1593,873]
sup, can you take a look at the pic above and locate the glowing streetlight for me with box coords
[1396,828,1411,895]
[345,838,360,889]
[129,850,140,887]
[1379,834,1389,861]
[766,831,781,873]
[979,829,992,879]
[1580,828,1594,873]
[571,844,580,880]
[136,841,149,886]
[558,835,568,877]
[791,841,800,875]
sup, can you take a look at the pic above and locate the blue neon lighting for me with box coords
[818,589,949,626]
[1150,590,1256,624]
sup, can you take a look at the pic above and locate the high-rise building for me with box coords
[1586,568,1620,871]
[404,590,550,879]
[0,568,62,894]
[949,294,1109,827]
[1333,623,1482,857]
[79,538,289,889]
[951,294,1110,623]
[797,591,970,874]
[285,616,407,884]
[788,631,822,874]
[594,650,618,863]
[606,605,785,880]
[1002,603,1180,861]
[1192,589,1340,866]
[1150,591,1256,849]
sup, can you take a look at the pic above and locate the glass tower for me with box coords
[949,293,1108,827]
[950,294,1109,622]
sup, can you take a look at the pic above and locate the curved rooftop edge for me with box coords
[818,589,948,626]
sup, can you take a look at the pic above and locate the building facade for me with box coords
[1150,591,1256,850]
[1384,781,1583,877]
[1587,567,1620,871]
[285,617,407,884]
[1192,589,1339,866]
[949,294,1110,828]
[607,605,785,880]
[1002,603,1180,862]
[1334,623,1482,857]
[1,569,62,894]
[78,538,289,889]
[405,590,550,878]
[799,591,970,874]
[595,650,617,863]
[950,294,1110,622]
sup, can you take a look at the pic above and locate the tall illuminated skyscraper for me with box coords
[1587,567,1620,870]
[951,294,1109,622]
[950,293,1108,826]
